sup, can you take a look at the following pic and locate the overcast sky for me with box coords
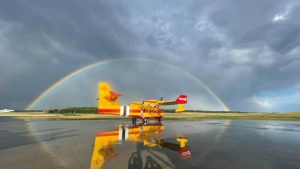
[1,0,300,112]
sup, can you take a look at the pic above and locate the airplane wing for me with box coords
[158,95,187,113]
[159,95,188,106]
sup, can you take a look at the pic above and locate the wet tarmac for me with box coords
[0,118,300,169]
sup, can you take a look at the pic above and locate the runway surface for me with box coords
[0,118,300,169]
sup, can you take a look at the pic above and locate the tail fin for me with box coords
[98,82,121,115]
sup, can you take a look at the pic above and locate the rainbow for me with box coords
[26,58,230,111]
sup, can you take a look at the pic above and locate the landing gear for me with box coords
[131,117,161,125]
[132,118,137,125]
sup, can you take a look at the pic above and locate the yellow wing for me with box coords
[158,95,188,113]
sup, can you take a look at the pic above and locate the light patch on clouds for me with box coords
[273,14,286,22]
[194,17,213,32]
[230,48,253,64]
[272,3,294,23]
[251,91,300,112]
[194,16,227,43]
[287,46,300,59]
[251,97,273,109]
[255,45,276,66]
[210,44,276,67]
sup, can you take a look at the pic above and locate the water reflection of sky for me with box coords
[24,120,300,169]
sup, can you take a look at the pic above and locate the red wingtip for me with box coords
[178,147,191,160]
[176,95,188,104]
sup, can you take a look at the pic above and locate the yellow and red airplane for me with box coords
[97,82,188,123]
[91,122,191,169]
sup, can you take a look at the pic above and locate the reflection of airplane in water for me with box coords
[91,122,191,169]
[97,82,188,123]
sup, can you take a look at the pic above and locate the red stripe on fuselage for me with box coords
[96,133,119,137]
[99,109,120,112]
[131,109,141,113]
[98,109,119,115]
[98,112,120,115]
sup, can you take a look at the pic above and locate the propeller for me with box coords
[142,100,145,109]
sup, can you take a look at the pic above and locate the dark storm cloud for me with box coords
[0,0,138,109]
[0,0,300,111]
[0,0,136,57]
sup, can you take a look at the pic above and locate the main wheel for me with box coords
[132,118,137,124]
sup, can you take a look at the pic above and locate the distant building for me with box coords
[0,109,15,113]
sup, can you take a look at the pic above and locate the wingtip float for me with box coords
[97,82,188,123]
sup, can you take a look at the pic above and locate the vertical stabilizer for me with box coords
[98,82,121,115]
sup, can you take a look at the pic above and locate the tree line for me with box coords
[48,107,98,114]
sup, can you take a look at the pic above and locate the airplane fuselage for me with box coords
[97,82,187,122]
[98,100,164,120]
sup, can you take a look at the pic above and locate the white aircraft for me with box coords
[0,109,15,113]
